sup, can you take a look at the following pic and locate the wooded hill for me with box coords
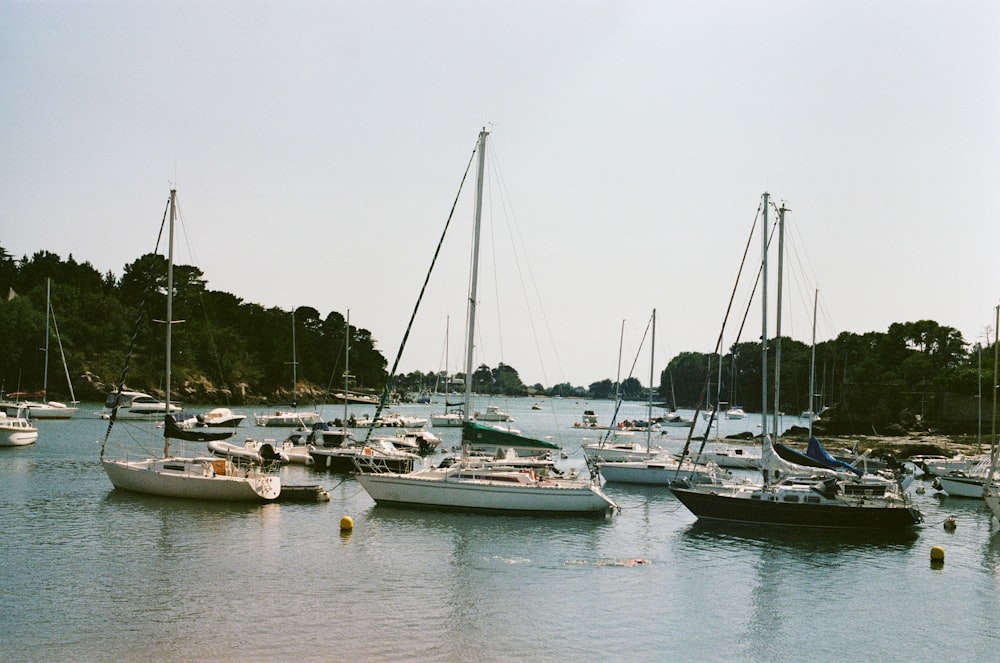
[1,246,992,434]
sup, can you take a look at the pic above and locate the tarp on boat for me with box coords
[164,415,234,442]
[806,436,863,477]
[462,421,559,452]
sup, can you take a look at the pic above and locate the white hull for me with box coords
[23,402,78,419]
[430,413,463,427]
[582,443,663,463]
[922,454,988,477]
[598,458,725,485]
[254,411,322,427]
[0,427,39,446]
[935,474,993,498]
[357,466,616,514]
[689,445,761,469]
[101,457,280,501]
[207,439,283,464]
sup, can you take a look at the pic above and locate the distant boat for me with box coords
[18,279,79,419]
[356,129,616,515]
[475,404,513,422]
[191,407,246,428]
[254,310,321,427]
[0,405,38,447]
[430,409,464,427]
[100,189,280,502]
[102,390,182,420]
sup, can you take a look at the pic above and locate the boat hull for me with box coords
[357,470,616,514]
[24,402,78,419]
[598,461,719,486]
[669,485,922,529]
[101,457,280,501]
[0,427,39,446]
[934,474,992,498]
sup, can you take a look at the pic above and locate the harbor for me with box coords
[3,396,999,662]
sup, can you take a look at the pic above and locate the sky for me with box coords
[3,1,998,388]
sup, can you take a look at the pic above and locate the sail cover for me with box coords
[164,415,234,442]
[806,436,863,477]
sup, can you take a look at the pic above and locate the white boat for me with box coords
[355,129,616,515]
[100,189,280,502]
[207,438,285,465]
[598,455,730,485]
[579,410,599,427]
[253,410,322,427]
[310,438,420,473]
[103,390,182,420]
[475,405,513,422]
[725,407,746,419]
[18,279,80,419]
[430,409,464,427]
[687,443,762,470]
[193,407,246,428]
[254,309,321,428]
[921,453,989,477]
[0,405,39,446]
[669,194,921,529]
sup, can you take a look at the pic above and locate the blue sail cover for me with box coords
[806,436,863,477]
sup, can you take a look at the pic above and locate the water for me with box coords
[3,397,1000,662]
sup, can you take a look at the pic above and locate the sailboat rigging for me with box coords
[356,128,616,514]
[670,193,922,529]
[100,189,280,502]
[19,279,79,419]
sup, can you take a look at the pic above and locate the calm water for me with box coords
[3,397,1000,662]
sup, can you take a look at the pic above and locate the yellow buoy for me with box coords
[340,515,354,532]
[944,517,956,531]
[930,546,945,562]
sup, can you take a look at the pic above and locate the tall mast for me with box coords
[291,310,298,408]
[163,189,176,458]
[344,309,350,422]
[773,202,787,439]
[646,309,656,452]
[760,192,769,444]
[43,279,51,396]
[808,288,818,439]
[463,128,488,449]
[983,306,1000,494]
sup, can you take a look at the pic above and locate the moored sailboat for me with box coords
[356,129,616,514]
[99,189,280,502]
[670,194,921,529]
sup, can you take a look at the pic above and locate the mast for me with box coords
[291,310,298,408]
[646,309,656,452]
[43,279,51,397]
[163,189,176,458]
[462,128,488,457]
[344,309,350,422]
[773,201,787,439]
[983,305,1000,495]
[760,192,769,444]
[808,288,818,439]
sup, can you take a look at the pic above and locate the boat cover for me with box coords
[164,415,234,442]
[806,436,863,477]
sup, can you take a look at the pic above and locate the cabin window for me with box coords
[750,493,761,500]
[805,496,821,504]
[782,495,800,503]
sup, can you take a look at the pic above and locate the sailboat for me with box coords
[584,315,665,463]
[100,189,280,502]
[356,129,616,514]
[430,316,464,427]
[981,306,1000,518]
[253,310,322,427]
[19,279,79,419]
[669,193,922,529]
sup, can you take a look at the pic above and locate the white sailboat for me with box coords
[19,279,79,419]
[356,129,616,514]
[586,314,665,463]
[100,189,280,502]
[253,310,322,427]
[430,315,464,427]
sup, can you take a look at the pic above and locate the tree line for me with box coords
[1,246,992,433]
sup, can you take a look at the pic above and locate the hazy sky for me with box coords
[3,1,998,387]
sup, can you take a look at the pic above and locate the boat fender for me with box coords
[362,447,373,456]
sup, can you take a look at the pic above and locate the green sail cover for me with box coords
[462,421,559,452]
